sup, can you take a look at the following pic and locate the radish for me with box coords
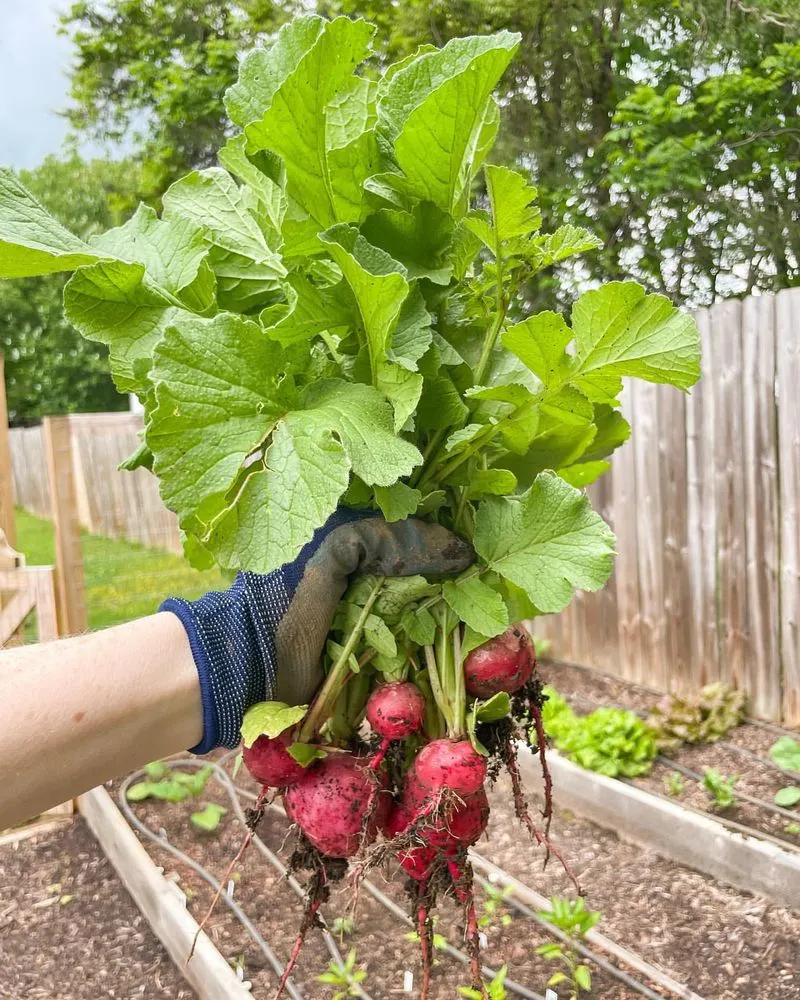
[284,754,389,858]
[386,803,439,880]
[394,785,489,850]
[242,731,306,788]
[366,681,426,770]
[410,738,487,798]
[463,624,536,697]
[417,787,489,850]
[367,682,426,739]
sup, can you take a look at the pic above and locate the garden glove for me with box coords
[161,510,474,754]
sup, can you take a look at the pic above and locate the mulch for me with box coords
[0,820,191,1000]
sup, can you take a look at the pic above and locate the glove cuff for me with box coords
[160,598,221,753]
[160,572,288,754]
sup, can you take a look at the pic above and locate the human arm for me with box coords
[0,612,202,830]
[0,514,473,829]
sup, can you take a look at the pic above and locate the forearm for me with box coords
[0,612,202,829]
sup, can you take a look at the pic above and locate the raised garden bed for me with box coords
[540,660,800,852]
[111,750,800,1000]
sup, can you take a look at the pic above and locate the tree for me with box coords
[0,155,139,425]
[600,37,800,302]
[321,0,800,304]
[60,0,800,304]
[60,0,291,198]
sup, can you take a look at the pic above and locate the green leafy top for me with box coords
[0,15,700,629]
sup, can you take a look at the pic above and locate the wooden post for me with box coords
[43,415,88,635]
[0,354,15,549]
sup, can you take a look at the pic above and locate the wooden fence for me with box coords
[9,412,182,554]
[537,287,800,726]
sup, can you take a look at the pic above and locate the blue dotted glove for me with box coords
[161,511,474,754]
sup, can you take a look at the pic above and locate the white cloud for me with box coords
[0,0,73,168]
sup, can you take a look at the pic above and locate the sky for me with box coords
[0,0,75,169]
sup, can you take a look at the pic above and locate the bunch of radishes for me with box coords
[241,621,548,999]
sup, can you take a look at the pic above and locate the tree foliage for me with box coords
[0,155,138,424]
[60,0,291,198]
[57,0,800,304]
[322,0,800,304]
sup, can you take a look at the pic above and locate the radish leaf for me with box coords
[0,167,103,276]
[241,702,307,748]
[474,471,615,614]
[375,32,520,214]
[442,576,508,638]
[570,281,701,391]
[375,482,422,521]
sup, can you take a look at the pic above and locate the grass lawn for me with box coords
[14,507,228,631]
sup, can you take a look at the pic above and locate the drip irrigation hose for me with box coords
[234,767,713,1000]
[118,769,304,1000]
[151,757,373,1000]
[547,656,800,742]
[201,759,373,1000]
[615,777,800,853]
[469,854,708,1000]
[357,871,545,1000]
[656,757,800,822]
[235,779,546,1000]
[470,872,666,1000]
[716,740,800,783]
[120,751,718,1000]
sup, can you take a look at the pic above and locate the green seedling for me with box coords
[664,771,685,797]
[535,896,601,999]
[702,767,739,810]
[317,949,367,999]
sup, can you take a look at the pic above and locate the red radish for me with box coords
[366,682,426,739]
[242,731,306,788]
[398,844,438,881]
[284,754,389,858]
[463,623,535,697]
[410,738,487,798]
[389,788,489,858]
[417,787,489,850]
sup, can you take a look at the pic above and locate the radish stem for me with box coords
[424,643,453,731]
[453,624,465,736]
[298,576,384,743]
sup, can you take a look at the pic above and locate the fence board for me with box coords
[688,306,720,686]
[0,356,15,547]
[588,474,619,675]
[777,289,800,726]
[43,416,87,636]
[10,413,183,555]
[742,295,781,721]
[659,381,692,694]
[631,379,666,690]
[713,299,748,693]
[611,380,642,683]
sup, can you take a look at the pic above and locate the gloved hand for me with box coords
[161,511,474,754]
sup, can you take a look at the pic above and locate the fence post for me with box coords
[0,354,15,549]
[43,416,88,635]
